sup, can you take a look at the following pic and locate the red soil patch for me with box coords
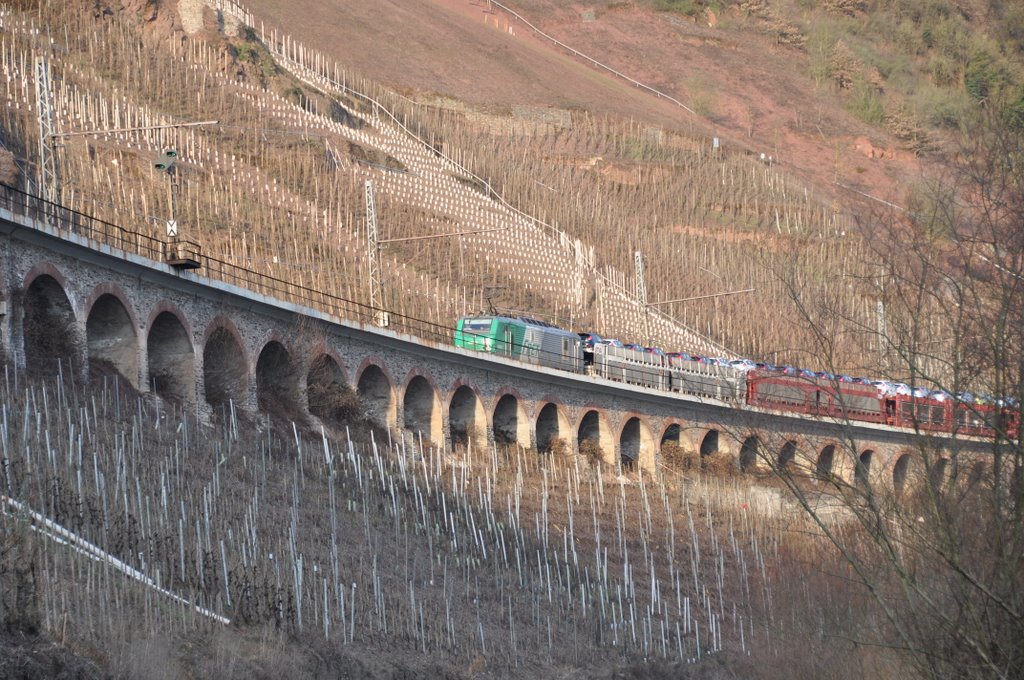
[242,0,922,207]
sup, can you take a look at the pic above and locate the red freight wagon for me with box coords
[746,372,887,424]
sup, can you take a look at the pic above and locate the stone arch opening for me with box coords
[147,311,194,403]
[356,364,395,428]
[404,375,441,444]
[203,327,247,409]
[22,274,77,372]
[619,417,654,471]
[700,430,720,458]
[816,444,836,480]
[493,394,529,447]
[86,293,138,387]
[856,450,874,487]
[779,440,798,471]
[307,354,355,424]
[929,458,949,491]
[739,435,761,473]
[577,410,612,465]
[893,453,913,497]
[660,423,687,468]
[449,385,487,449]
[256,341,300,414]
[536,403,567,454]
[968,460,986,486]
[661,423,682,448]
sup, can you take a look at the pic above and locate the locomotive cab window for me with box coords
[463,319,493,332]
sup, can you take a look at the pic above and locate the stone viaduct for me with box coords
[0,199,992,495]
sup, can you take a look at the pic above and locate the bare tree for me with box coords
[766,104,1024,679]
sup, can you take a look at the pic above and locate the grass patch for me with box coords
[652,0,706,18]
[847,81,885,125]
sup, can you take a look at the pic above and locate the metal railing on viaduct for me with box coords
[0,184,991,493]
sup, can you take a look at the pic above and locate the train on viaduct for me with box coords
[0,192,995,496]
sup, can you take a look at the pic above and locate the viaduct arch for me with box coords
[147,305,195,403]
[493,389,530,449]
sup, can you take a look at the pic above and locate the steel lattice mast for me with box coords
[34,56,59,204]
[364,179,387,326]
[634,250,650,344]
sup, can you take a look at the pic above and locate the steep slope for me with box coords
[0,0,743,356]
[0,0,969,372]
[243,0,923,207]
[0,370,805,678]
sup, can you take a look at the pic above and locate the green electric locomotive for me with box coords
[454,316,582,372]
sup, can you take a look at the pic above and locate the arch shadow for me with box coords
[356,363,396,429]
[203,325,248,410]
[493,392,530,448]
[147,310,195,403]
[536,402,569,454]
[86,292,139,387]
[404,374,441,444]
[577,409,613,465]
[22,273,78,373]
[449,383,487,450]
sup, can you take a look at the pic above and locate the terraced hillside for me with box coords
[0,0,921,375]
[8,0,1012,377]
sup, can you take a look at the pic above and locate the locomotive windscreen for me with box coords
[462,319,493,332]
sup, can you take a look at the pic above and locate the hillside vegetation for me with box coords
[0,1,927,373]
[0,0,1015,376]
[0,368,834,678]
[649,0,1024,134]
